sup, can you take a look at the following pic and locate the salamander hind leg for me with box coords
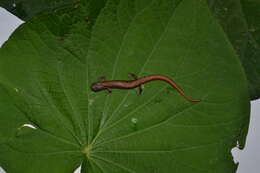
[128,73,143,95]
[128,73,138,80]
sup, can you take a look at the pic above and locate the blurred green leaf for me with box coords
[0,0,107,21]
[240,0,260,100]
[209,0,260,100]
[241,0,260,44]
[0,0,78,20]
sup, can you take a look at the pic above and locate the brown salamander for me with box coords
[91,74,200,102]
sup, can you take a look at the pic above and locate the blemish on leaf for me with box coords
[131,117,138,131]
[249,27,256,33]
[85,17,91,24]
[131,117,138,124]
[88,99,94,106]
[19,124,37,130]
[74,4,79,8]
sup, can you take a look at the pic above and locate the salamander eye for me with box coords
[91,82,104,92]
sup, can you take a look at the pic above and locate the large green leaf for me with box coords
[0,0,250,172]
[209,0,260,100]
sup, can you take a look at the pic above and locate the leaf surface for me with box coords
[0,0,250,172]
[0,3,93,172]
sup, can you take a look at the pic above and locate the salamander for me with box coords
[91,74,200,102]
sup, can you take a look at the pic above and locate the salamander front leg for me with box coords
[128,73,142,95]
[97,76,111,94]
[98,76,106,82]
[106,88,112,94]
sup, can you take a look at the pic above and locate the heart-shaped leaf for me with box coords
[0,0,250,172]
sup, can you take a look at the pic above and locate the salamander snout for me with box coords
[91,82,105,92]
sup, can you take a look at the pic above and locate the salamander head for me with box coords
[91,82,105,92]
